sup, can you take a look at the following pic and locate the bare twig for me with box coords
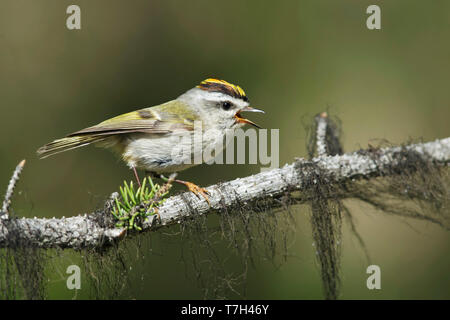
[315,112,329,157]
[1,159,26,217]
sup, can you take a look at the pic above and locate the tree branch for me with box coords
[1,159,26,218]
[315,112,330,157]
[1,133,449,249]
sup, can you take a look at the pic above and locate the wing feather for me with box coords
[37,100,197,158]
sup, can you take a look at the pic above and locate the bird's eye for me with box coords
[221,101,232,110]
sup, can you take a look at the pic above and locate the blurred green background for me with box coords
[0,0,449,299]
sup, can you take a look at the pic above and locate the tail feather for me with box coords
[37,135,107,159]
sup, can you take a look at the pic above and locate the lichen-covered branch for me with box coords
[310,113,344,300]
[315,112,330,157]
[151,137,449,226]
[0,137,449,249]
[1,160,26,217]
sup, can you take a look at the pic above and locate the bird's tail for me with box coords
[37,135,108,159]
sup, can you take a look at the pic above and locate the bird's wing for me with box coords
[37,100,198,158]
[68,100,197,136]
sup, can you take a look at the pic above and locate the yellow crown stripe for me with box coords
[198,78,247,98]
[235,85,246,97]
[202,78,225,85]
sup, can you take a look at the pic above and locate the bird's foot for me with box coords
[176,180,210,205]
[146,173,210,205]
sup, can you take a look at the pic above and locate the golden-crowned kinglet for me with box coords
[37,79,264,201]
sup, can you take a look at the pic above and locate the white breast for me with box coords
[122,130,227,174]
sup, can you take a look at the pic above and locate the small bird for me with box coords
[37,78,264,201]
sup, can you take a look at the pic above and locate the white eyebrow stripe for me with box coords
[198,91,249,108]
[179,88,250,109]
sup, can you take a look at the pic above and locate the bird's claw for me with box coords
[182,181,210,205]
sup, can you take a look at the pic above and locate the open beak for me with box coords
[234,106,265,128]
